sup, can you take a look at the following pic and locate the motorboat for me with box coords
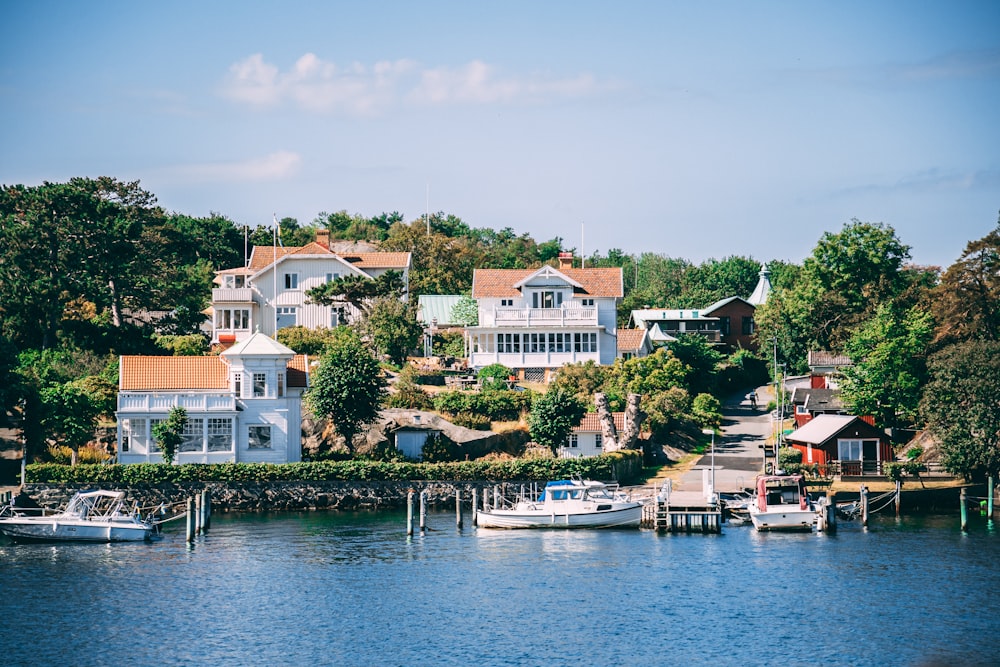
[476,479,643,529]
[0,489,154,543]
[748,474,819,532]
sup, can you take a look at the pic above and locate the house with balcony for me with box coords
[210,230,411,344]
[630,308,722,345]
[115,333,309,464]
[467,255,623,382]
[785,414,891,477]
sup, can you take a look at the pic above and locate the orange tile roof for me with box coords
[472,267,623,298]
[120,355,309,390]
[616,328,647,351]
[574,412,626,433]
[247,245,410,272]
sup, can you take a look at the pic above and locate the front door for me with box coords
[862,440,879,475]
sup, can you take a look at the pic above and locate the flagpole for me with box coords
[272,215,278,337]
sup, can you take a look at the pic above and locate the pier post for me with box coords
[861,485,869,527]
[482,488,489,512]
[472,488,478,526]
[456,490,462,530]
[960,487,968,532]
[419,490,428,533]
[203,490,211,531]
[186,496,195,542]
[194,493,202,534]
[988,476,995,522]
[826,491,837,533]
[493,485,499,509]
[895,480,901,518]
[407,490,414,536]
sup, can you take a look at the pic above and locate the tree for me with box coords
[839,303,934,429]
[152,406,187,466]
[359,297,422,365]
[477,363,514,391]
[306,331,387,454]
[665,334,724,396]
[680,256,762,308]
[528,387,586,455]
[931,216,1000,345]
[277,326,352,357]
[919,340,1000,480]
[691,393,723,429]
[551,361,608,401]
[306,270,406,313]
[450,295,479,327]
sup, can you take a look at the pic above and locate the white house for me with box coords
[630,308,722,344]
[616,328,653,361]
[115,333,309,464]
[467,254,623,383]
[558,412,627,458]
[210,230,411,344]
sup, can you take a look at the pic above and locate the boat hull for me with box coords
[748,506,818,532]
[0,518,152,543]
[477,504,642,529]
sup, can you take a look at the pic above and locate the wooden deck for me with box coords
[641,491,723,533]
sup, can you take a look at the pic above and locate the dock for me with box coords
[640,490,723,533]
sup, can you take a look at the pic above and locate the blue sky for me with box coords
[2,1,998,269]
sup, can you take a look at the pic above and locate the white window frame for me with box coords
[207,418,233,452]
[248,425,273,449]
[284,273,299,290]
[253,373,266,398]
[567,434,578,448]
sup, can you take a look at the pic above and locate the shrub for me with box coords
[478,363,513,391]
[452,412,491,430]
[419,433,460,462]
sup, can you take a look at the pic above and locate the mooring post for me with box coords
[895,480,901,518]
[471,487,478,526]
[186,496,195,542]
[988,476,995,522]
[419,490,428,533]
[194,493,202,534]
[406,490,414,536]
[960,487,968,532]
[456,489,463,529]
[203,489,211,531]
[861,485,869,527]
[482,487,489,512]
[826,491,837,533]
[493,485,499,509]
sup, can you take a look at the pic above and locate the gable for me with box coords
[120,354,309,391]
[472,267,623,299]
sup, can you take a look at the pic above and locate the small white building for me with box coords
[467,254,623,382]
[210,230,411,344]
[558,412,627,458]
[115,333,309,464]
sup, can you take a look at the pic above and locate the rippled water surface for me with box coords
[2,511,998,666]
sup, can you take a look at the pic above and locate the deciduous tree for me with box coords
[528,387,586,455]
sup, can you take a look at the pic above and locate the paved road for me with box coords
[677,389,774,495]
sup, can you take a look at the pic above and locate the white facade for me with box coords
[116,334,308,464]
[468,263,623,379]
[210,237,410,344]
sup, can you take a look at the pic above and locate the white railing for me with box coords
[470,351,600,368]
[117,393,236,412]
[491,307,598,327]
[211,287,254,302]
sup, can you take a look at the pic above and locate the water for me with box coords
[1,511,998,667]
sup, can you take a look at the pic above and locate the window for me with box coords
[330,306,346,327]
[573,332,597,352]
[719,316,731,336]
[838,439,862,461]
[500,298,514,307]
[567,434,578,448]
[248,425,272,449]
[179,418,202,452]
[207,418,233,452]
[234,373,242,397]
[215,309,249,331]
[284,273,299,290]
[277,307,297,329]
[742,316,755,335]
[532,290,562,309]
[547,332,569,352]
[581,298,594,307]
[253,373,266,397]
[527,333,544,353]
[122,418,147,453]
[148,419,163,452]
[326,272,341,283]
[499,333,521,353]
[595,434,603,449]
[222,275,246,289]
[277,373,285,398]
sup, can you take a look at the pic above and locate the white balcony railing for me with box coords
[117,392,237,412]
[491,306,598,327]
[212,287,254,303]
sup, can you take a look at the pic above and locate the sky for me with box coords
[1,1,998,269]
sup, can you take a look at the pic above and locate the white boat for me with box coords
[748,474,819,532]
[476,479,643,529]
[0,490,154,543]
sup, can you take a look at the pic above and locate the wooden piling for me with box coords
[406,490,414,536]
[194,493,202,534]
[203,489,211,531]
[988,476,995,521]
[960,487,968,532]
[482,488,489,512]
[861,485,869,527]
[185,496,195,542]
[419,490,428,533]
[895,480,901,518]
[825,491,837,533]
[456,490,463,529]
[471,488,478,526]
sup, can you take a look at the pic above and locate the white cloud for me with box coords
[220,54,606,115]
[171,151,302,183]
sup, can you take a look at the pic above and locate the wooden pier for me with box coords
[641,491,722,533]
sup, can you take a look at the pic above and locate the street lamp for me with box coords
[702,428,716,504]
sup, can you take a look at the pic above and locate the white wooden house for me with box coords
[557,412,627,458]
[467,254,623,382]
[210,230,411,344]
[115,333,309,464]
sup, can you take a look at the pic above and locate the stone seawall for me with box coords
[21,481,555,513]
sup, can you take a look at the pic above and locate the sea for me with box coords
[1,509,998,667]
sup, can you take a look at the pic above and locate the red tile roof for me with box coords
[616,328,647,351]
[472,267,623,298]
[120,355,309,390]
[247,245,410,272]
[573,412,626,433]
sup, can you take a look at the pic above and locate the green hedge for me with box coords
[26,450,643,485]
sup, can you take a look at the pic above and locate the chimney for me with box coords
[558,252,574,269]
[316,228,331,250]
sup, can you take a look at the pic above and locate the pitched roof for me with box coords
[616,328,649,351]
[573,412,627,433]
[246,245,410,272]
[119,354,309,391]
[790,387,844,411]
[220,332,295,357]
[807,351,852,368]
[702,296,751,313]
[747,267,772,305]
[786,414,864,445]
[472,267,623,298]
[417,295,464,326]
